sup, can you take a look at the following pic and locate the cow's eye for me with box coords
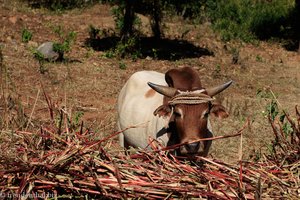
[202,110,209,118]
[173,108,182,118]
[204,112,209,118]
[174,111,182,117]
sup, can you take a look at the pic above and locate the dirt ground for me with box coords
[1,1,300,163]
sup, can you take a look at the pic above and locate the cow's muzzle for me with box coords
[180,141,200,155]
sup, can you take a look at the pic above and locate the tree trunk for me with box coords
[121,0,135,41]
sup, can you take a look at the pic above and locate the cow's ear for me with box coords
[210,104,228,119]
[154,105,172,117]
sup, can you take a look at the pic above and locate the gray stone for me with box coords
[37,42,59,61]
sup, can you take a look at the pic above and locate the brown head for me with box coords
[148,67,232,156]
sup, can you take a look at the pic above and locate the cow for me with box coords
[117,67,232,156]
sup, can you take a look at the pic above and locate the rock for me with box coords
[37,42,59,61]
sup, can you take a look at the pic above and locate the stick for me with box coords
[159,119,249,152]
[25,88,40,131]
[238,132,244,190]
[41,83,54,121]
[83,121,149,151]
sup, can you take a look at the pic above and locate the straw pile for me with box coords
[0,105,299,199]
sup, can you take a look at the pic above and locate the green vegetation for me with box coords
[266,101,299,163]
[32,49,47,73]
[100,36,141,60]
[53,30,77,60]
[72,111,84,128]
[118,61,126,70]
[206,0,295,42]
[256,88,279,121]
[255,88,299,165]
[30,26,76,73]
[163,0,206,21]
[114,36,141,59]
[21,28,32,43]
[258,88,292,139]
[38,26,77,61]
[256,55,263,62]
[152,48,158,59]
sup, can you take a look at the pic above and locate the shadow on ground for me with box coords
[86,36,214,60]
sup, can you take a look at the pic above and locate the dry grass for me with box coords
[0,93,299,199]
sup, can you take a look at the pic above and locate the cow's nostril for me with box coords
[184,142,200,153]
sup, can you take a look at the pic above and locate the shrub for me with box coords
[53,30,77,59]
[206,0,294,42]
[114,36,141,59]
[163,0,206,21]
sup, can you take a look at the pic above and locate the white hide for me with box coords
[117,71,170,148]
[117,71,213,149]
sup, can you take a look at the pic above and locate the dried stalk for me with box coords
[1,106,299,199]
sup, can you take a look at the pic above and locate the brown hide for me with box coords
[165,67,202,90]
[162,67,203,107]
[153,67,229,156]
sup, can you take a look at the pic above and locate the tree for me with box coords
[120,0,163,40]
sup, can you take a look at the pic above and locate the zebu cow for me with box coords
[117,67,232,156]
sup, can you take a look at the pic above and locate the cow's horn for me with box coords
[147,82,177,97]
[206,80,233,97]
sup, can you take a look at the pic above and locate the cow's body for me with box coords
[117,67,231,156]
[117,71,171,148]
